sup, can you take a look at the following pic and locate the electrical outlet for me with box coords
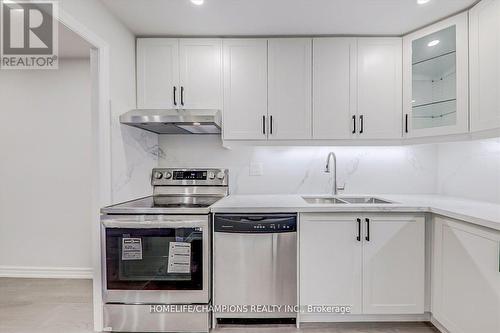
[249,163,264,176]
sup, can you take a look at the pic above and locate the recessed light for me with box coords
[191,0,204,5]
[427,39,440,47]
[417,0,431,4]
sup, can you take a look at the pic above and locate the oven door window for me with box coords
[105,228,203,290]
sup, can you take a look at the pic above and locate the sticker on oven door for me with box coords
[122,238,142,260]
[167,242,191,274]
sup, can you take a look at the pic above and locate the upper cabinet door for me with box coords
[268,39,312,140]
[179,39,222,110]
[470,0,500,132]
[357,38,403,139]
[313,38,357,140]
[137,38,179,109]
[223,39,268,140]
[403,13,469,138]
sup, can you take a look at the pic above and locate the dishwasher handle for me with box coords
[214,214,297,233]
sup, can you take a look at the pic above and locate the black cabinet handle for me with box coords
[262,115,266,135]
[365,218,370,241]
[270,115,273,135]
[356,218,361,241]
[359,115,364,134]
[180,86,184,106]
[173,86,177,106]
[405,114,409,134]
[352,115,356,134]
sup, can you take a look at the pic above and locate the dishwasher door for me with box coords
[213,214,297,319]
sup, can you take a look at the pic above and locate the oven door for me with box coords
[101,215,209,304]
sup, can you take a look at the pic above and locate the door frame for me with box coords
[58,9,111,332]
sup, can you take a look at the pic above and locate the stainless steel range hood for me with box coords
[119,109,222,134]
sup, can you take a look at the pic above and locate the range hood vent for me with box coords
[120,109,222,134]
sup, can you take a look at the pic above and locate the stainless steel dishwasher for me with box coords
[213,214,297,322]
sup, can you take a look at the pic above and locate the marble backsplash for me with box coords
[158,136,438,195]
[436,137,500,204]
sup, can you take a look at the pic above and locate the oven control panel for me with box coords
[152,168,228,186]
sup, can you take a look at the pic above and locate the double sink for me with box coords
[303,196,395,205]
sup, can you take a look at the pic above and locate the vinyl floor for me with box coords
[0,278,438,333]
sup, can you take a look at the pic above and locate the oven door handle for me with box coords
[102,220,208,229]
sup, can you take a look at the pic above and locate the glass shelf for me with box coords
[413,110,456,119]
[412,50,456,66]
[412,98,456,130]
[412,98,457,109]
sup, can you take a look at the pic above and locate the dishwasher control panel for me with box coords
[214,214,297,233]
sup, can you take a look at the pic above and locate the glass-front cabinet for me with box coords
[403,12,469,138]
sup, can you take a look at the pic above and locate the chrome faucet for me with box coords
[325,152,344,196]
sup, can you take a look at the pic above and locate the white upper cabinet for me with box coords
[179,39,222,109]
[313,38,357,139]
[268,38,312,140]
[403,13,469,138]
[137,38,179,109]
[136,38,221,110]
[469,0,500,132]
[222,39,268,140]
[357,38,403,139]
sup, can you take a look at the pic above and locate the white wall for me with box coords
[436,137,500,203]
[158,136,438,195]
[60,0,160,203]
[0,59,92,274]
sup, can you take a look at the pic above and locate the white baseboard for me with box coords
[299,312,431,323]
[0,265,93,279]
[430,316,450,333]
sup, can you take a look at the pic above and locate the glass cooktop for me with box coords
[101,195,222,214]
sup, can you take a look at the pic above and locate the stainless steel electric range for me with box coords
[100,168,228,333]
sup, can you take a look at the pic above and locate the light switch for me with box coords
[249,163,264,176]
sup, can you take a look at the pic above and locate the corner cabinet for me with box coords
[136,38,222,110]
[469,0,500,132]
[300,213,425,320]
[432,216,500,333]
[402,13,469,138]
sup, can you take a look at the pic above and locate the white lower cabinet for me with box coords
[300,213,425,319]
[300,214,363,314]
[362,214,425,314]
[432,216,500,333]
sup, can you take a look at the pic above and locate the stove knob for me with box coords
[216,171,225,180]
[153,171,163,179]
[165,172,172,179]
[208,172,215,180]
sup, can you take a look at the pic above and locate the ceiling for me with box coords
[59,22,93,59]
[101,0,477,36]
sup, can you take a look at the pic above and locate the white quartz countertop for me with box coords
[211,194,500,231]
